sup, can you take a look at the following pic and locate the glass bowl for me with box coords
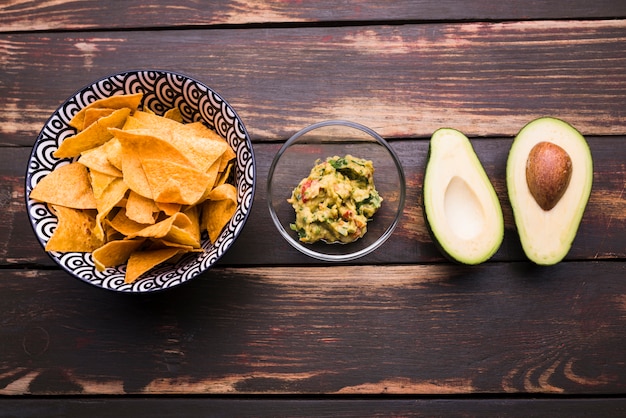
[25,70,256,292]
[267,120,406,261]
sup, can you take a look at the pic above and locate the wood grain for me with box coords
[2,0,626,408]
[0,261,624,395]
[1,398,626,417]
[4,136,624,267]
[2,0,626,32]
[1,20,625,145]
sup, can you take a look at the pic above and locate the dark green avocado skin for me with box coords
[506,116,593,265]
[421,138,465,264]
[421,128,504,265]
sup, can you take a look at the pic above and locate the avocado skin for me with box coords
[421,140,458,263]
[422,128,503,265]
[421,138,466,264]
[506,117,593,265]
[421,193,464,264]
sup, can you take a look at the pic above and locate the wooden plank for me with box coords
[1,20,625,146]
[0,261,624,395]
[2,0,626,32]
[1,398,626,417]
[4,135,625,267]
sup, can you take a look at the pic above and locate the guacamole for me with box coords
[288,155,382,244]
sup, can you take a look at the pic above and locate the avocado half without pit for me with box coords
[507,117,593,265]
[423,128,504,264]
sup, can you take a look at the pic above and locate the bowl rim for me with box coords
[25,69,256,292]
[266,119,406,261]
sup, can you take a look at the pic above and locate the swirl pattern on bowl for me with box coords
[25,70,255,292]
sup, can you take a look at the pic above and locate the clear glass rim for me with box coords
[267,119,406,262]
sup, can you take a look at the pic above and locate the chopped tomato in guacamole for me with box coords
[288,155,382,244]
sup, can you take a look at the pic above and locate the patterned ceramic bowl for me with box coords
[25,70,255,292]
[267,120,405,261]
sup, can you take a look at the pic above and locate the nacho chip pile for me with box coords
[30,93,238,284]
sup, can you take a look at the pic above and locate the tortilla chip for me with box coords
[219,148,236,172]
[183,122,235,169]
[196,159,221,202]
[89,170,118,200]
[30,162,97,209]
[79,142,123,177]
[131,110,182,130]
[55,107,131,158]
[142,158,212,205]
[92,238,146,271]
[117,144,152,199]
[104,137,123,170]
[94,178,129,241]
[129,113,229,172]
[107,208,149,236]
[164,225,202,248]
[183,122,225,142]
[182,205,201,245]
[111,128,194,199]
[121,115,144,131]
[188,125,236,172]
[202,198,237,243]
[202,183,238,243]
[125,212,200,248]
[155,201,182,216]
[112,128,192,165]
[215,161,234,187]
[125,212,189,239]
[36,96,239,283]
[126,191,158,225]
[168,130,229,172]
[208,182,238,201]
[149,240,203,251]
[105,225,124,242]
[69,93,143,131]
[115,197,128,208]
[45,205,104,252]
[83,108,116,129]
[164,107,183,122]
[125,248,182,284]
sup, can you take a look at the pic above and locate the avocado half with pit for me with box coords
[423,128,504,264]
[507,117,593,265]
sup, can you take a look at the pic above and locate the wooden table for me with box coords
[2,1,625,416]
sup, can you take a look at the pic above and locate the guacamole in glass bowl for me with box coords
[267,120,405,262]
[288,155,382,244]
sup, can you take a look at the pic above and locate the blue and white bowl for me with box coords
[25,70,256,292]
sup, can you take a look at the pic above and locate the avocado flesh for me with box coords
[423,128,504,264]
[507,117,593,265]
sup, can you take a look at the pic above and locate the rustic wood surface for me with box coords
[2,398,625,417]
[2,0,626,32]
[1,0,625,416]
[1,262,625,396]
[2,20,626,145]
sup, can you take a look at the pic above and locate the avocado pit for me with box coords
[525,141,572,211]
